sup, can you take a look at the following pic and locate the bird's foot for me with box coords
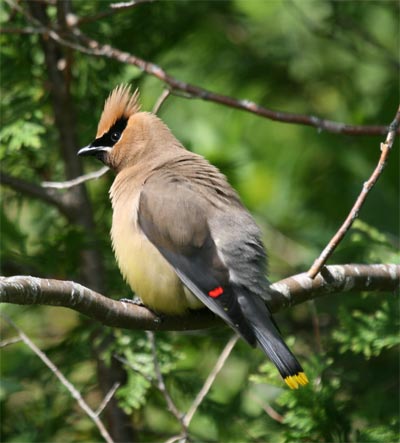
[119,297,163,324]
[119,296,145,307]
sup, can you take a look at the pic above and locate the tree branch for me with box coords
[75,0,155,26]
[249,393,284,423]
[21,0,106,294]
[95,382,121,418]
[155,334,239,443]
[0,171,73,218]
[66,28,399,136]
[0,336,22,348]
[0,26,45,34]
[152,88,172,115]
[41,166,110,189]
[1,264,398,331]
[2,314,114,443]
[146,332,185,429]
[307,106,400,278]
[182,334,239,429]
[4,0,394,136]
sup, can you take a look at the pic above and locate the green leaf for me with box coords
[0,119,45,158]
[333,299,400,357]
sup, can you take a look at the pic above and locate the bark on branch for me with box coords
[1,264,398,332]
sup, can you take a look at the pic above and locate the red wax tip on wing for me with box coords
[208,286,224,298]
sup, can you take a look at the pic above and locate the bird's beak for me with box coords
[77,144,110,157]
[77,144,97,156]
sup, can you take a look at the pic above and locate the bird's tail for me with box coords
[253,320,309,389]
[238,290,309,389]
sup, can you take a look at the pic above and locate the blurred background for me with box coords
[1,1,399,442]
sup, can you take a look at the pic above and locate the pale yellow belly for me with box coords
[110,202,203,315]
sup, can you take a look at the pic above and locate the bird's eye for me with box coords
[111,131,121,142]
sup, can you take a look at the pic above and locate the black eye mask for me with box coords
[92,117,128,148]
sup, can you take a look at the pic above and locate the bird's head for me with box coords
[78,84,148,171]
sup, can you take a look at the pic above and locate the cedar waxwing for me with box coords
[78,85,308,389]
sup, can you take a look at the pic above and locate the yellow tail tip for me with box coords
[284,372,309,389]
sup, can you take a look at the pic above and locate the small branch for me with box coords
[249,393,284,423]
[308,300,323,354]
[308,106,400,278]
[70,29,396,136]
[164,435,185,443]
[114,350,187,442]
[111,0,154,8]
[113,354,153,384]
[2,314,114,443]
[147,332,185,427]
[164,335,239,442]
[3,0,94,55]
[0,336,22,348]
[183,334,239,428]
[0,26,45,34]
[152,88,171,114]
[42,166,110,189]
[6,0,393,137]
[0,171,72,218]
[95,382,121,417]
[76,0,154,25]
[259,402,284,423]
[269,264,399,310]
[1,264,398,331]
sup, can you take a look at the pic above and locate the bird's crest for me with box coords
[96,84,140,137]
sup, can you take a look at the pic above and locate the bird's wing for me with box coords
[138,174,256,346]
[138,173,308,389]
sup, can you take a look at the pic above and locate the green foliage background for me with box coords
[1,1,399,442]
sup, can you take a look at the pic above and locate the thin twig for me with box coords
[1,171,72,217]
[146,332,186,427]
[76,0,154,25]
[0,26,45,34]
[249,393,284,423]
[111,0,153,8]
[260,403,284,423]
[164,434,187,443]
[152,88,171,114]
[42,166,109,189]
[6,0,393,136]
[3,0,94,55]
[115,349,188,442]
[95,382,121,417]
[113,354,153,383]
[0,336,22,348]
[164,335,240,443]
[183,334,239,428]
[1,314,114,443]
[308,106,400,278]
[71,29,396,136]
[308,300,322,354]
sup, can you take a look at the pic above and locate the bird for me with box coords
[78,84,308,389]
